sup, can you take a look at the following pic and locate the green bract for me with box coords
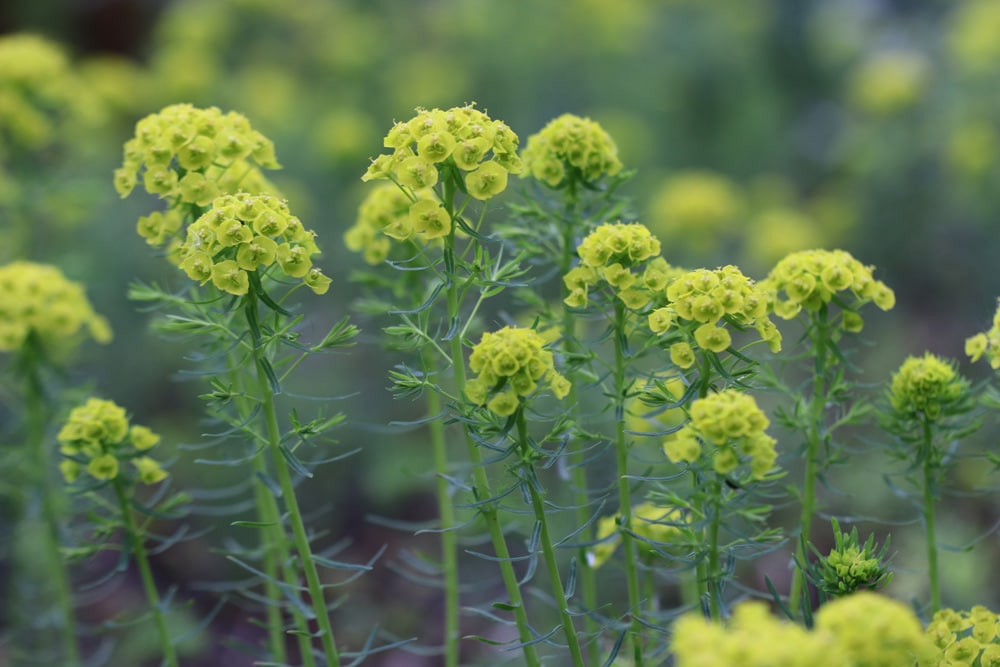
[58,398,167,485]
[465,326,570,416]
[521,113,623,187]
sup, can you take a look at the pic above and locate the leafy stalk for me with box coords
[921,418,941,614]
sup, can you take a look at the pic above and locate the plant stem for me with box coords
[612,301,643,666]
[113,479,178,667]
[559,194,600,667]
[516,409,585,667]
[24,355,80,667]
[921,419,941,614]
[706,477,723,621]
[442,179,540,667]
[426,351,460,667]
[247,297,341,667]
[789,306,830,617]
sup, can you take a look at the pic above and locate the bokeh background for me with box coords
[4,0,1000,665]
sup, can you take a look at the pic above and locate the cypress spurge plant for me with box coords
[761,248,895,616]
[360,104,542,665]
[0,260,112,666]
[117,103,358,666]
[57,398,181,666]
[881,352,976,614]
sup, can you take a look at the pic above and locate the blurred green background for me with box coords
[4,0,1000,664]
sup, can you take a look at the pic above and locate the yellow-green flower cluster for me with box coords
[763,249,895,326]
[520,113,623,187]
[177,193,330,296]
[363,104,523,201]
[672,593,931,667]
[587,502,688,569]
[563,222,663,310]
[646,171,741,253]
[114,103,280,204]
[849,51,930,116]
[343,183,449,265]
[922,606,1000,667]
[649,265,780,364]
[57,398,168,485]
[0,261,111,353]
[966,298,1000,369]
[0,33,90,151]
[664,389,777,479]
[889,353,968,421]
[465,326,571,417]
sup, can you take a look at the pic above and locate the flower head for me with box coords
[521,113,622,187]
[815,592,931,667]
[966,298,1000,369]
[888,353,969,421]
[0,261,111,354]
[587,501,689,569]
[466,326,570,416]
[664,389,777,479]
[762,249,894,327]
[565,222,663,309]
[58,398,168,485]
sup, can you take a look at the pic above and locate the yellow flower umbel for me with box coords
[888,353,969,421]
[465,326,571,417]
[564,221,663,310]
[343,183,450,265]
[664,389,777,480]
[57,398,168,485]
[176,193,330,296]
[672,600,848,667]
[922,606,1000,667]
[0,261,111,354]
[114,103,280,207]
[520,113,623,188]
[587,501,689,569]
[814,592,932,667]
[762,248,895,328]
[648,264,781,364]
[966,298,1000,369]
[646,170,742,255]
[363,104,523,201]
[848,50,930,117]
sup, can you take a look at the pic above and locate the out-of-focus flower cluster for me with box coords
[465,326,570,417]
[114,103,280,205]
[648,265,780,367]
[178,193,330,296]
[647,171,742,254]
[520,113,622,187]
[888,353,968,421]
[344,184,450,265]
[58,398,167,485]
[363,104,522,201]
[966,299,1000,369]
[563,222,664,310]
[587,501,688,569]
[0,261,111,354]
[762,249,895,327]
[664,389,776,479]
[672,592,932,667]
[922,606,1000,667]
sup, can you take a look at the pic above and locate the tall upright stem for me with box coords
[705,477,723,621]
[612,301,643,666]
[247,296,341,667]
[113,479,178,667]
[516,409,585,667]
[425,351,460,667]
[921,419,941,614]
[442,179,540,667]
[789,306,829,617]
[24,356,80,667]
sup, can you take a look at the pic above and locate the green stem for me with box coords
[426,352,460,667]
[24,356,80,667]
[921,419,941,614]
[113,479,178,667]
[706,477,723,621]
[516,409,585,667]
[248,297,341,667]
[789,307,830,617]
[613,301,643,667]
[693,352,712,612]
[559,195,600,667]
[442,179,540,667]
